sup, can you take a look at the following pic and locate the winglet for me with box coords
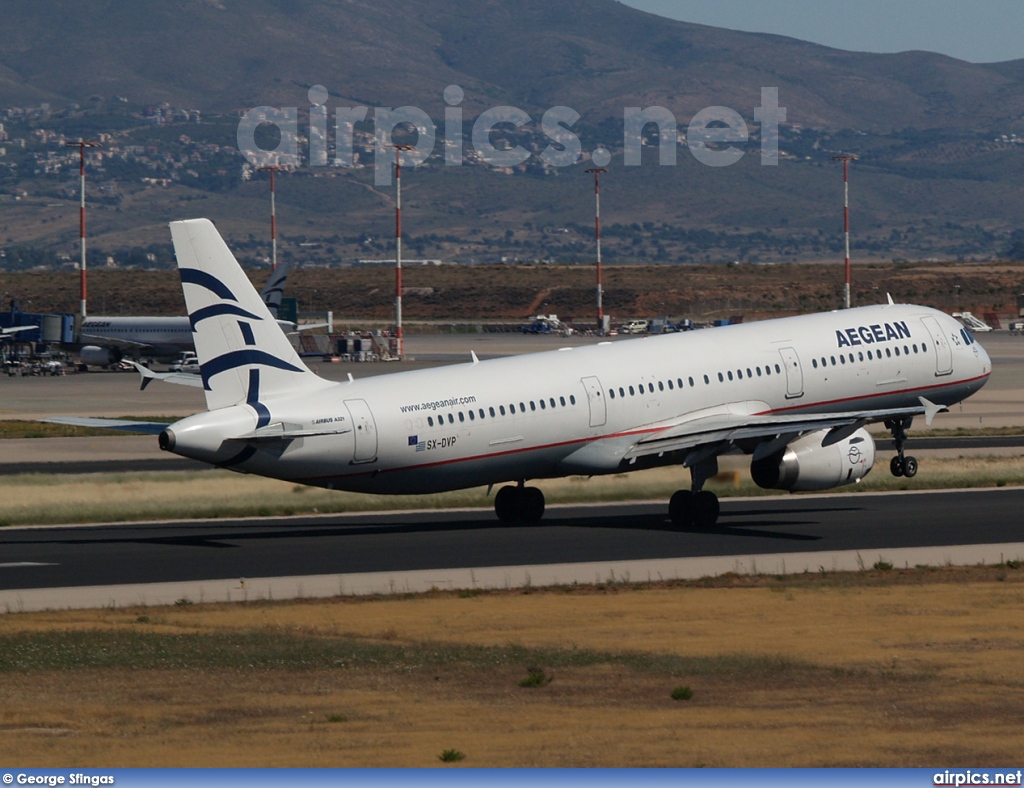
[471,351,479,365]
[919,396,948,426]
[887,293,895,305]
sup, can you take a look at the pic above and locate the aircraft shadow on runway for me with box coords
[0,503,851,550]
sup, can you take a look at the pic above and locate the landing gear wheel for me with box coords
[494,486,518,522]
[493,485,546,523]
[890,456,905,478]
[669,490,693,528]
[521,487,545,523]
[901,456,918,478]
[690,490,720,530]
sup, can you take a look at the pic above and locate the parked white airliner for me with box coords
[74,258,293,366]
[53,219,992,529]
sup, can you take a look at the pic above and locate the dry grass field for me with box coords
[1,457,1023,526]
[0,568,1022,767]
[2,260,1022,324]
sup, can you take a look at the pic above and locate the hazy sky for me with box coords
[620,0,1024,64]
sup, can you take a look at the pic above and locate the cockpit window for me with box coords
[960,328,975,346]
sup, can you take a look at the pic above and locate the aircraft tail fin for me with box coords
[258,258,291,319]
[170,218,330,412]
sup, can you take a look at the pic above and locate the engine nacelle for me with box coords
[750,427,875,492]
[79,345,122,367]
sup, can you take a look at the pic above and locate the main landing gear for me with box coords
[886,416,918,478]
[668,456,721,530]
[494,481,545,523]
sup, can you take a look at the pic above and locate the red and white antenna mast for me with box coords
[832,154,858,310]
[258,165,283,271]
[65,140,100,318]
[586,167,608,333]
[393,144,415,359]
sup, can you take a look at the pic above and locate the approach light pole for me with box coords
[832,154,858,309]
[66,140,100,318]
[393,144,415,358]
[257,165,284,271]
[585,167,608,333]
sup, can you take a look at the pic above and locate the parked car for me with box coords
[620,320,649,334]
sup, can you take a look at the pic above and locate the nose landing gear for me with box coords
[886,417,918,478]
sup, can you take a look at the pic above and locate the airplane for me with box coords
[73,258,294,367]
[50,219,992,529]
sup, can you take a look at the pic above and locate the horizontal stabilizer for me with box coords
[133,362,204,390]
[42,417,171,435]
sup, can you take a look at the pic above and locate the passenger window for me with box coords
[500,405,506,415]
[619,387,625,397]
[629,386,635,395]
[560,397,566,406]
[468,411,474,421]
[727,371,734,381]
[520,402,526,412]
[922,343,927,352]
[570,395,576,405]
[812,359,818,369]
[830,356,836,366]
[539,400,545,410]
[688,377,694,386]
[886,348,892,358]
[667,380,674,390]
[550,398,556,408]
[895,347,901,356]
[428,416,434,427]
[658,382,664,391]
[717,372,724,382]
[490,407,496,417]
[448,414,455,424]
[704,375,710,384]
[479,409,485,419]
[648,383,654,393]
[609,389,616,399]
[737,370,743,380]
[510,404,516,414]
[858,352,864,362]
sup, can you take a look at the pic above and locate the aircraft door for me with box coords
[778,347,804,399]
[920,316,953,376]
[344,399,378,464]
[581,376,607,428]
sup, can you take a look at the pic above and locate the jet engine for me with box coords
[750,427,875,492]
[79,346,123,367]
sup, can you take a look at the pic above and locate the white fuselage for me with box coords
[79,316,194,356]
[168,304,990,494]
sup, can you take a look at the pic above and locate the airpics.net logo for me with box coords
[236,84,786,186]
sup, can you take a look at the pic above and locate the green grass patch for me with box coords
[0,417,179,440]
[0,629,817,678]
[670,686,694,701]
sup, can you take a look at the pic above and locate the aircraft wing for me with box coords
[624,397,946,462]
[77,333,153,350]
[1,325,38,336]
[41,417,171,435]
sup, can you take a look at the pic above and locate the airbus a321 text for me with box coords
[50,219,991,529]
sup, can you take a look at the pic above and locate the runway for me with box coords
[1,488,1023,612]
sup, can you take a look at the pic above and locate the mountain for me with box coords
[0,0,1023,270]
[1,0,1022,130]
